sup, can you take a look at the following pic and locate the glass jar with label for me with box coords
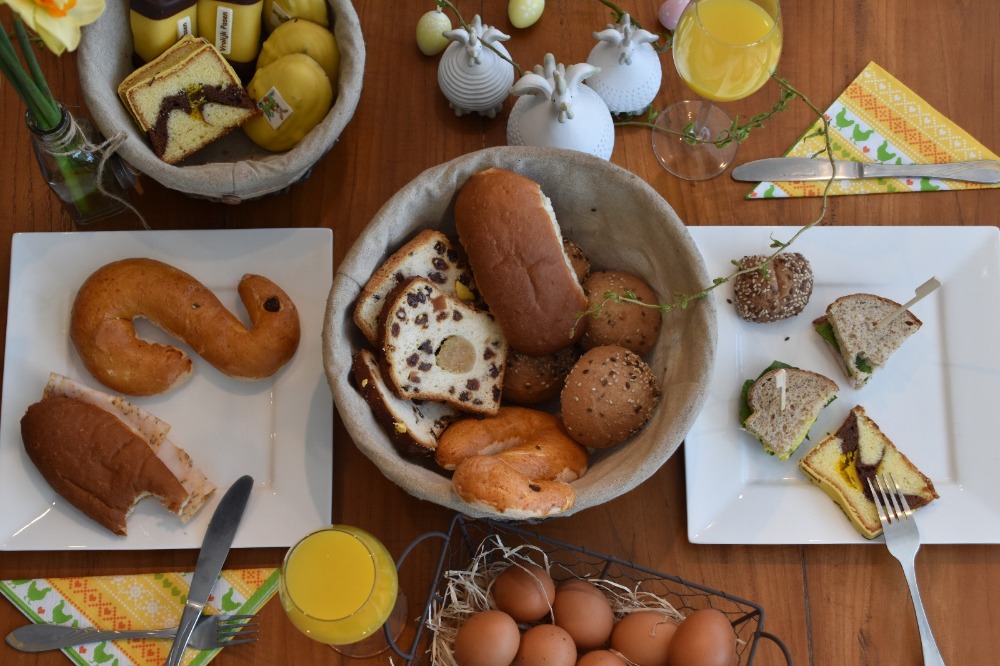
[130,0,199,64]
[197,0,264,81]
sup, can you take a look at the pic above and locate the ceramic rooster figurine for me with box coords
[506,53,615,160]
[585,13,662,115]
[437,15,515,118]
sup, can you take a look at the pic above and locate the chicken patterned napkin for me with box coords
[1,568,277,666]
[748,61,1000,198]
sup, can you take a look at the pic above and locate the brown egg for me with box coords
[609,610,678,666]
[667,608,738,666]
[553,578,615,650]
[493,563,556,623]
[453,610,521,666]
[576,649,628,665]
[513,624,577,666]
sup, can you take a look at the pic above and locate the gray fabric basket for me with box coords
[77,0,364,203]
[324,146,718,520]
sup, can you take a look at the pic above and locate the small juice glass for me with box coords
[279,525,407,658]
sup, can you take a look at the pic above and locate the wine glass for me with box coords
[279,525,408,658]
[652,0,782,180]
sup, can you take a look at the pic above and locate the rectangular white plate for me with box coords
[0,229,333,550]
[685,226,1000,544]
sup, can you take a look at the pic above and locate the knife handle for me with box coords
[864,159,1000,184]
[6,624,175,652]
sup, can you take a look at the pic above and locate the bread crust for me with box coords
[21,395,189,536]
[70,258,300,396]
[454,168,588,356]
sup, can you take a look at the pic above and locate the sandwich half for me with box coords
[740,361,839,461]
[799,404,938,539]
[813,293,922,388]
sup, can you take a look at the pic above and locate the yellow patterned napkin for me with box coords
[1,568,277,666]
[747,61,1000,198]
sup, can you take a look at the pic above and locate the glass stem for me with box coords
[692,100,715,141]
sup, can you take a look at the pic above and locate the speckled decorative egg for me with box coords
[585,13,662,115]
[658,0,691,31]
[508,0,544,28]
[507,53,615,160]
[438,14,515,118]
[416,8,452,56]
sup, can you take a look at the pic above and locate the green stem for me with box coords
[0,21,58,129]
[14,19,59,127]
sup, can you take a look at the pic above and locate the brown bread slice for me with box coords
[743,367,838,461]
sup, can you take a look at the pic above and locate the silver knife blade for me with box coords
[731,157,1000,184]
[165,475,253,666]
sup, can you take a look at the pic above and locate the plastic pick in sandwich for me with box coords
[875,276,941,329]
[775,368,787,411]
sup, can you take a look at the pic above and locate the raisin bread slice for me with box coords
[354,229,478,346]
[351,348,460,456]
[378,277,507,415]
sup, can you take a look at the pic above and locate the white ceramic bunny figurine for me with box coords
[506,53,615,160]
[437,14,515,118]
[585,13,662,115]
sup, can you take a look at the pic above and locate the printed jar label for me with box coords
[257,87,294,130]
[176,16,192,40]
[215,6,233,55]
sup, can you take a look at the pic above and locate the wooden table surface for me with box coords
[1,1,998,664]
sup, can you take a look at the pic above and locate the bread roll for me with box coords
[454,168,588,356]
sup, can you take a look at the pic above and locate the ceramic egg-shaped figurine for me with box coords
[437,15,515,118]
[585,14,661,115]
[507,53,615,160]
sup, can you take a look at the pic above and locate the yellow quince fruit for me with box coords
[258,18,340,89]
[262,0,328,33]
[243,53,333,152]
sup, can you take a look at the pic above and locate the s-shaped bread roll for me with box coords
[436,406,589,519]
[71,258,301,396]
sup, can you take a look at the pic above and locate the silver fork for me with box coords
[5,613,258,653]
[868,473,946,666]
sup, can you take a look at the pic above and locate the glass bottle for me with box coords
[26,105,132,225]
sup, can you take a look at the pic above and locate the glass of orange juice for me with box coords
[279,525,407,658]
[652,0,782,180]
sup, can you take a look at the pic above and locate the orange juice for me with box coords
[673,0,782,102]
[280,526,399,646]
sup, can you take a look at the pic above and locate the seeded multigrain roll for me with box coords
[580,270,661,356]
[733,252,814,323]
[560,345,661,449]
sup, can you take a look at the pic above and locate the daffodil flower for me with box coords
[2,0,105,55]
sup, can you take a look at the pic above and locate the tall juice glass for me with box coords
[280,525,407,658]
[652,0,782,180]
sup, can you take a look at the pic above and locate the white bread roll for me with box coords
[454,168,588,356]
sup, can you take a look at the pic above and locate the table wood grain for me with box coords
[1,1,998,664]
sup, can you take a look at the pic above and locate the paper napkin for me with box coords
[748,61,1000,198]
[1,568,278,666]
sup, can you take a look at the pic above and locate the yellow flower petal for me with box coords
[4,0,105,53]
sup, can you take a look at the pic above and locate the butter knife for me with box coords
[165,475,253,666]
[731,157,1000,184]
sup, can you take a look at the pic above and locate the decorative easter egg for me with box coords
[437,15,515,118]
[416,8,453,56]
[659,0,690,31]
[586,13,662,115]
[508,0,544,28]
[507,53,615,160]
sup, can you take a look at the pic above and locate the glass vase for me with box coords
[26,104,132,225]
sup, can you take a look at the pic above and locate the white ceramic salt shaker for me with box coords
[437,15,515,118]
[585,13,662,116]
[506,53,615,160]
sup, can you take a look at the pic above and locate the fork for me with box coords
[5,613,258,653]
[868,473,946,666]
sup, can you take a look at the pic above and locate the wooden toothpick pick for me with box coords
[876,276,941,329]
[775,368,787,411]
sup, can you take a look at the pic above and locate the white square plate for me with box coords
[0,229,333,550]
[685,226,1000,544]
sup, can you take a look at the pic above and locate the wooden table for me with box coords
[1,1,998,663]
